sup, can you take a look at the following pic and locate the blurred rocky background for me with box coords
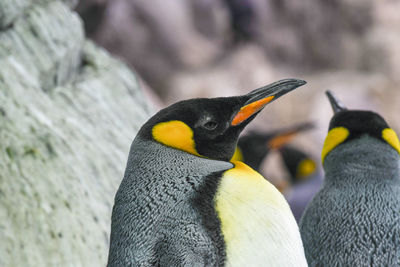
[0,0,151,266]
[2,0,400,265]
[78,0,400,183]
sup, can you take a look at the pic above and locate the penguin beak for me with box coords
[326,90,347,114]
[231,79,306,126]
[268,122,315,149]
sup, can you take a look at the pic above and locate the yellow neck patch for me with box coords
[231,147,244,162]
[152,120,200,156]
[296,158,316,179]
[382,128,400,154]
[321,127,350,164]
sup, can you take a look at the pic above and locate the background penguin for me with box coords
[280,145,322,222]
[299,91,400,266]
[233,122,314,172]
[107,79,308,266]
[233,124,321,221]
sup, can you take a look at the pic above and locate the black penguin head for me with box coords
[235,122,314,170]
[321,91,400,164]
[279,145,317,184]
[138,79,306,161]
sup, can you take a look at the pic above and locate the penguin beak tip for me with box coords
[231,78,307,126]
[325,90,347,114]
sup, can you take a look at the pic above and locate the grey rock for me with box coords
[0,0,31,29]
[0,1,84,91]
[0,1,152,266]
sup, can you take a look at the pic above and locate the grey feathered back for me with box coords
[300,135,400,266]
[107,136,233,266]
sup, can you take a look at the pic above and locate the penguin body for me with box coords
[108,137,231,266]
[299,92,400,266]
[108,79,308,266]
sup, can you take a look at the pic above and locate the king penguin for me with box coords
[299,91,400,266]
[107,79,308,267]
[233,122,314,171]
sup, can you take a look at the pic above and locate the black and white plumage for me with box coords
[300,91,400,266]
[107,79,308,266]
[108,138,232,266]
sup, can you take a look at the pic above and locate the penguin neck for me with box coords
[324,136,400,183]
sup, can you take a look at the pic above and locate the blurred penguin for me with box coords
[233,122,314,190]
[280,145,322,222]
[233,122,314,170]
[225,0,256,42]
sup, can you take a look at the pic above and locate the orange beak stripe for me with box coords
[268,132,297,149]
[231,96,275,126]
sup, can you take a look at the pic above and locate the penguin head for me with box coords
[321,91,400,165]
[137,79,306,161]
[234,122,314,170]
[279,145,317,184]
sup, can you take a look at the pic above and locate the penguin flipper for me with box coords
[157,221,224,267]
[159,249,206,267]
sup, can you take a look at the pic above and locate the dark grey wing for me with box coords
[157,222,220,267]
[155,172,228,267]
[107,201,161,267]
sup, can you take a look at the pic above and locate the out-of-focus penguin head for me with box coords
[234,122,314,170]
[321,91,400,165]
[280,145,317,183]
[137,79,306,161]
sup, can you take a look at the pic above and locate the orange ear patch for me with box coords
[231,96,274,126]
[152,120,201,156]
[382,128,400,154]
[321,127,349,164]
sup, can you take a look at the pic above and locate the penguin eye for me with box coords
[203,121,218,130]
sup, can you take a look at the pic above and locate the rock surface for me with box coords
[0,1,151,266]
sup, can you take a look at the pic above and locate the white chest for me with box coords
[215,161,307,267]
